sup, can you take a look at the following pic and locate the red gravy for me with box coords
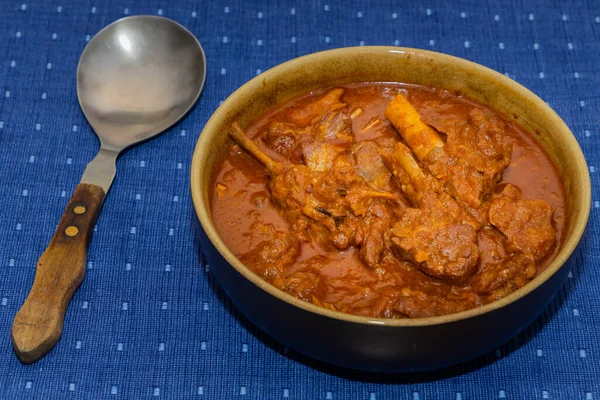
[211,83,567,318]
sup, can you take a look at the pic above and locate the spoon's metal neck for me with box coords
[80,148,118,194]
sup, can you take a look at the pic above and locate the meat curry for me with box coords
[212,84,566,318]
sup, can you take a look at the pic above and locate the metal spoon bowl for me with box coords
[12,16,206,364]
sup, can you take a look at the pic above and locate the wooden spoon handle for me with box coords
[12,183,105,364]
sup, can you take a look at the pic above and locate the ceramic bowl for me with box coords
[190,47,590,373]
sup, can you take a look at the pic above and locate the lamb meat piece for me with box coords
[287,88,347,127]
[384,142,481,283]
[424,108,514,208]
[393,286,479,318]
[264,122,306,158]
[391,213,480,283]
[272,270,322,302]
[239,232,301,278]
[488,184,556,261]
[471,253,537,301]
[352,141,393,191]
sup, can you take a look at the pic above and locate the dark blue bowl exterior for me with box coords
[199,226,576,373]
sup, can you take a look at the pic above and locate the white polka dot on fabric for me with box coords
[20,3,27,10]
[494,14,500,21]
[528,13,534,21]
[191,11,196,17]
[539,72,545,79]
[426,8,432,16]
[429,39,435,46]
[499,42,504,49]
[460,11,466,18]
[464,41,470,48]
[533,43,539,50]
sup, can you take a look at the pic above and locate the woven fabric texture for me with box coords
[0,0,598,398]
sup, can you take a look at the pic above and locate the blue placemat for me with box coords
[1,0,599,398]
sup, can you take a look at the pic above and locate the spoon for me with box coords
[11,15,206,364]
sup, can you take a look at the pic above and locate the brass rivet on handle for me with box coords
[65,226,79,237]
[73,206,86,215]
